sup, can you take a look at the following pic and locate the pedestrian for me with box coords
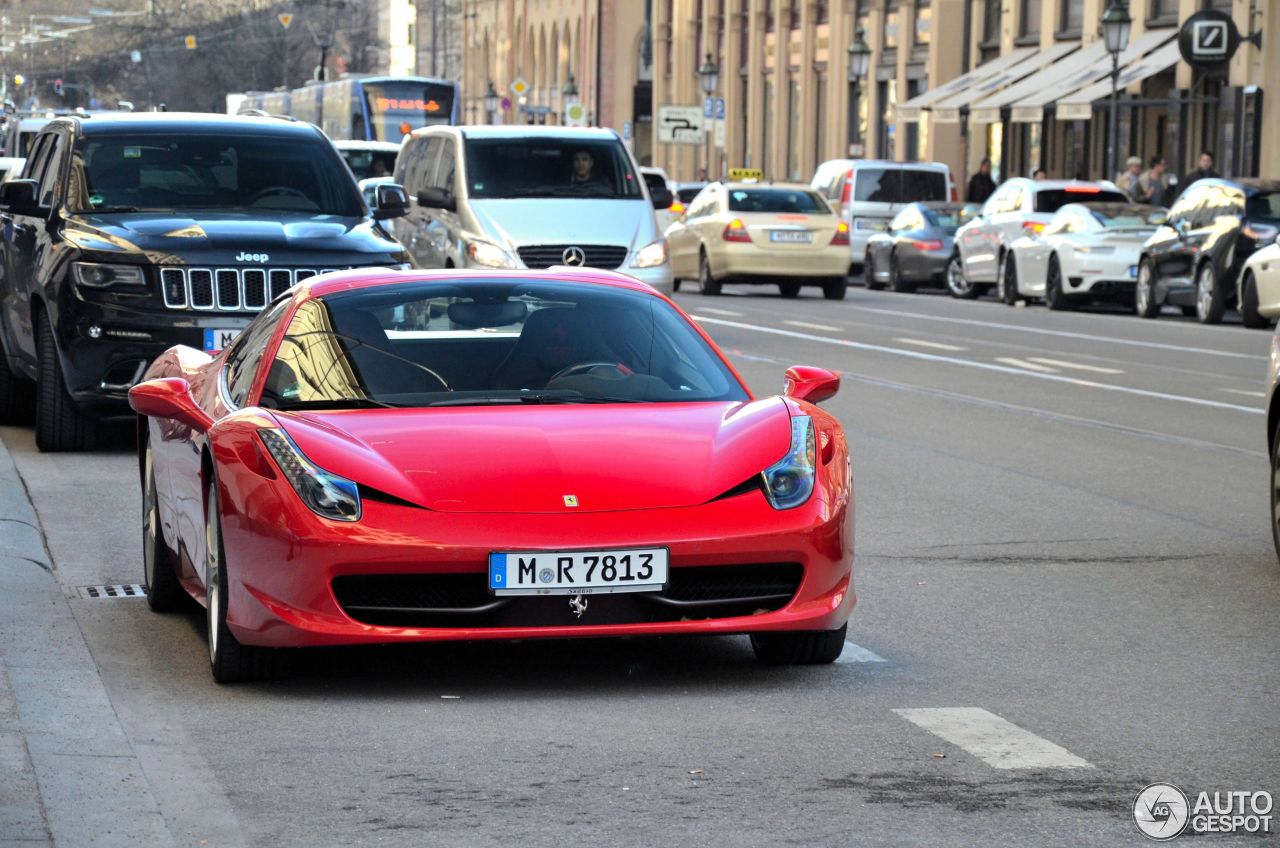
[1180,150,1219,193]
[967,157,996,204]
[1031,167,1046,180]
[1137,156,1169,206]
[696,167,709,181]
[1116,156,1144,200]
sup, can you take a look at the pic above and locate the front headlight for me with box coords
[466,240,518,269]
[762,415,816,510]
[73,262,146,289]
[631,238,669,268]
[258,428,361,522]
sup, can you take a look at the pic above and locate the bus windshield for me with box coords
[362,81,455,141]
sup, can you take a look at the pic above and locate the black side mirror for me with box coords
[416,186,456,213]
[0,179,44,217]
[650,186,673,210]
[373,183,410,220]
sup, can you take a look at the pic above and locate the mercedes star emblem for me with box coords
[562,246,587,266]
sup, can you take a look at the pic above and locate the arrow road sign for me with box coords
[657,105,705,144]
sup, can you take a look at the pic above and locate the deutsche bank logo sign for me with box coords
[1177,10,1243,70]
[1192,20,1229,58]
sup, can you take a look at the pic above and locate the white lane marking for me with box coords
[894,708,1094,770]
[849,305,1263,360]
[836,641,888,663]
[693,316,1264,414]
[1026,357,1124,375]
[696,306,744,317]
[893,337,968,352]
[783,320,842,332]
[1221,388,1266,398]
[995,357,1058,373]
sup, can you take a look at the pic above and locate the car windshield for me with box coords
[727,188,829,214]
[853,169,947,203]
[925,205,979,234]
[1088,205,1166,227]
[1245,192,1280,224]
[261,280,748,410]
[68,132,364,216]
[340,147,399,180]
[463,138,644,199]
[1034,188,1128,214]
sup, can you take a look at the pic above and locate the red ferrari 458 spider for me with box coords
[129,268,854,682]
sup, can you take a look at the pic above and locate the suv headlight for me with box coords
[762,415,816,510]
[258,428,361,521]
[466,240,518,269]
[73,262,146,290]
[631,238,669,268]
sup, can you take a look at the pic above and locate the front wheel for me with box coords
[1043,255,1074,311]
[864,255,885,291]
[1195,262,1225,324]
[999,253,1022,306]
[142,442,185,612]
[206,478,278,683]
[1134,260,1160,319]
[35,316,96,452]
[751,623,848,665]
[946,254,979,299]
[1240,272,1270,329]
[698,252,722,296]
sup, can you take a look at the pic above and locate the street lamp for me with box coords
[1101,0,1132,181]
[484,79,499,124]
[697,53,719,178]
[847,28,872,156]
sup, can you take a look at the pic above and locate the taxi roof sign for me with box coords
[728,168,763,182]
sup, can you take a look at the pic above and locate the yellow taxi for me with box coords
[666,181,852,299]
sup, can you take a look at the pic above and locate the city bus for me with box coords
[239,75,459,142]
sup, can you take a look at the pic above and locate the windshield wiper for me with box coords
[427,393,644,407]
[273,397,402,411]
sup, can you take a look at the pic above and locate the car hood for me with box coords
[275,399,790,514]
[63,211,401,264]
[468,198,653,255]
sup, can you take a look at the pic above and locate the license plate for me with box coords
[855,219,888,231]
[488,547,668,595]
[1127,265,1138,278]
[203,327,241,354]
[770,230,813,243]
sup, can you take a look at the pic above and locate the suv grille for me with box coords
[517,244,629,270]
[159,267,336,311]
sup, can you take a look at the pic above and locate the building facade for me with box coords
[457,0,1275,188]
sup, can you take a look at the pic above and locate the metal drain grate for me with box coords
[77,584,147,599]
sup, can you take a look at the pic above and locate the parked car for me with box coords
[1238,234,1280,329]
[665,181,851,299]
[333,139,401,181]
[811,159,953,278]
[391,125,673,293]
[864,202,979,292]
[949,179,1127,300]
[1003,203,1166,309]
[0,156,23,183]
[1135,178,1280,323]
[674,181,709,206]
[0,112,411,451]
[2,113,57,158]
[127,267,854,681]
[1267,319,1280,561]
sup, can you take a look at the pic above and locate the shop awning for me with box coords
[982,30,1176,124]
[1055,39,1182,120]
[894,47,1037,123]
[929,42,1079,123]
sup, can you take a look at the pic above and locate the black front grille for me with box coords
[216,270,239,309]
[517,244,629,270]
[332,563,804,628]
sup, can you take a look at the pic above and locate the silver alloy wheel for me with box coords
[1136,264,1151,314]
[1197,264,1215,318]
[143,448,157,591]
[205,484,220,665]
[947,256,969,296]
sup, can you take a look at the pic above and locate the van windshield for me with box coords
[464,138,643,200]
[854,169,947,204]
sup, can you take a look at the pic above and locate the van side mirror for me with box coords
[784,366,840,405]
[128,378,213,433]
[417,186,456,212]
[373,183,410,220]
[650,186,673,210]
[0,179,44,217]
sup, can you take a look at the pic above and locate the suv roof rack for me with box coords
[237,109,299,123]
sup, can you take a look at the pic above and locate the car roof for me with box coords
[333,140,401,151]
[816,158,948,170]
[718,181,823,192]
[1006,178,1122,192]
[1189,177,1280,193]
[51,111,323,138]
[1061,201,1160,213]
[415,125,620,142]
[302,268,662,300]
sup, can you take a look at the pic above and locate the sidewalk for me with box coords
[0,434,172,848]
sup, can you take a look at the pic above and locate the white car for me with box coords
[1240,236,1280,329]
[640,166,678,233]
[1004,203,1167,310]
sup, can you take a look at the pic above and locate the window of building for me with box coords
[814,74,827,163]
[877,78,897,158]
[407,22,416,47]
[1020,0,1041,38]
[1202,0,1232,9]
[787,77,800,179]
[763,78,774,174]
[883,0,900,50]
[696,0,704,71]
[905,78,923,160]
[788,0,801,29]
[739,72,750,166]
[981,0,1001,60]
[765,0,775,33]
[1059,0,1083,36]
[914,0,932,46]
[1148,0,1178,21]
[816,0,830,25]
[664,0,674,77]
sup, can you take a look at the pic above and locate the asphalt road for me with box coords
[2,282,1278,847]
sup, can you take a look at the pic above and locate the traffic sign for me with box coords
[622,120,633,140]
[277,12,294,29]
[564,101,587,127]
[657,105,705,144]
[13,74,23,87]
[130,50,142,64]
[714,97,726,120]
[703,97,715,119]
[510,77,529,97]
[53,78,63,97]
[184,34,197,50]
[728,167,762,181]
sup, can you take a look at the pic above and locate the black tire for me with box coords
[206,477,278,683]
[1272,431,1280,566]
[1043,255,1074,311]
[1195,261,1226,324]
[751,623,848,665]
[1134,259,1161,319]
[698,252,722,296]
[672,279,682,293]
[0,346,34,425]
[1240,272,1270,329]
[864,254,885,290]
[35,316,96,452]
[142,440,185,612]
[888,252,915,293]
[1179,305,1198,318]
[945,253,979,299]
[778,281,801,298]
[822,277,848,301]
[1000,253,1022,306]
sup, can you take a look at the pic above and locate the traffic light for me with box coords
[53,78,63,97]
[184,34,197,50]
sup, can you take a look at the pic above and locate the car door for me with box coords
[665,192,700,278]
[12,129,67,367]
[420,137,458,268]
[992,183,1030,263]
[959,185,1009,282]
[396,134,441,268]
[0,132,52,375]
[1147,186,1200,284]
[693,188,727,268]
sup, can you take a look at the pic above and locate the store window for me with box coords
[1059,0,1083,36]
[914,0,932,46]
[1020,0,1041,38]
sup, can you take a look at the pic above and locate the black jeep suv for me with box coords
[0,112,411,450]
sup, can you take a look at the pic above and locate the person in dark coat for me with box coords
[1178,150,1219,198]
[967,157,997,204]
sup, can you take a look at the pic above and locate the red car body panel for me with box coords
[132,269,855,649]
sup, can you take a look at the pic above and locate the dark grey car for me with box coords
[864,202,979,292]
